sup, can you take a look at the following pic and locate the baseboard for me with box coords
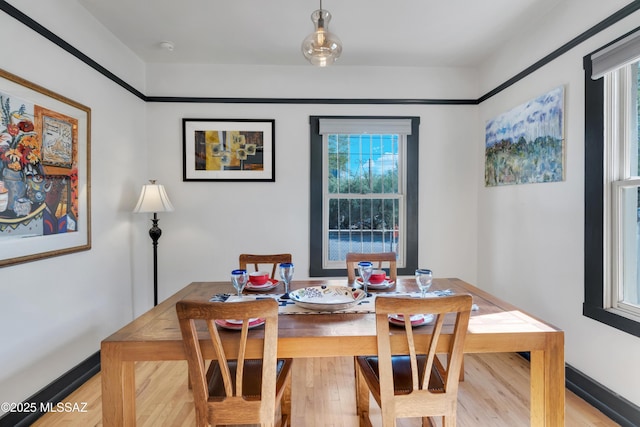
[565,364,640,427]
[0,351,100,427]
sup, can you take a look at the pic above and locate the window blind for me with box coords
[591,27,640,79]
[319,118,413,135]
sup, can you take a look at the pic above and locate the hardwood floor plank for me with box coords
[31,353,619,426]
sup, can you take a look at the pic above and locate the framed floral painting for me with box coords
[182,118,275,181]
[0,69,91,267]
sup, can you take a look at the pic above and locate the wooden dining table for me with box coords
[100,277,564,426]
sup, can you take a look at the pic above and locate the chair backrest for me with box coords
[176,298,280,426]
[345,252,397,284]
[239,253,292,279]
[374,294,472,420]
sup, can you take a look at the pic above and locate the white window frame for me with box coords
[320,131,407,269]
[604,62,640,321]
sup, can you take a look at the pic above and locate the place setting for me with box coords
[354,268,395,290]
[387,268,435,327]
[212,269,266,330]
[245,271,280,292]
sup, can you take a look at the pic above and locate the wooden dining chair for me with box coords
[355,294,472,427]
[345,252,397,284]
[176,299,293,427]
[239,253,292,280]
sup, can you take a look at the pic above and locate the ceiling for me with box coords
[77,0,563,68]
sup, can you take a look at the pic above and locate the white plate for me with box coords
[215,318,266,330]
[245,278,279,291]
[289,285,366,312]
[388,313,434,327]
[355,277,395,290]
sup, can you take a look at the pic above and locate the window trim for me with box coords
[584,41,640,337]
[309,115,419,277]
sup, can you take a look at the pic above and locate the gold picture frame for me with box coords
[0,68,91,267]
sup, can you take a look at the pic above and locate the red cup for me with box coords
[249,271,269,285]
[369,270,386,284]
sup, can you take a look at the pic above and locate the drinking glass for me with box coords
[358,261,373,296]
[279,262,294,299]
[231,269,248,298]
[415,268,433,298]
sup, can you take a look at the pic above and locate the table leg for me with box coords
[530,332,565,426]
[101,342,137,426]
[545,332,565,426]
[530,350,545,425]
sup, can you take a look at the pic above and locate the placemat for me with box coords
[210,290,454,315]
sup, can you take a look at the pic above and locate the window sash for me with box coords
[322,132,407,269]
[324,196,403,267]
[605,63,640,321]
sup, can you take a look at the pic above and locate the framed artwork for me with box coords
[183,118,275,182]
[484,85,565,186]
[0,69,91,267]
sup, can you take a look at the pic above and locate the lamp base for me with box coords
[149,213,162,306]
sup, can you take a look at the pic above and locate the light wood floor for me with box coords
[32,353,619,426]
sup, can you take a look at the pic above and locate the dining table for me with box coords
[100,277,564,426]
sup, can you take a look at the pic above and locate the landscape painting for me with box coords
[484,85,565,186]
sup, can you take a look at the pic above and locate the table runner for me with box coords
[211,290,454,315]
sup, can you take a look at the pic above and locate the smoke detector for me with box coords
[159,41,174,52]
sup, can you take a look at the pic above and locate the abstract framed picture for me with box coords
[0,68,91,267]
[183,118,275,182]
[485,85,565,187]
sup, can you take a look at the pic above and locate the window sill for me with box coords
[583,303,640,337]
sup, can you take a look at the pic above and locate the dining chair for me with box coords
[176,298,293,427]
[239,253,292,280]
[345,252,397,285]
[355,294,472,427]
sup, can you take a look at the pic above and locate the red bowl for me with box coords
[369,270,386,284]
[249,271,269,285]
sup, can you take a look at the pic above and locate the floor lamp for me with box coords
[133,180,174,306]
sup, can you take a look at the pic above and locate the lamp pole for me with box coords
[149,212,162,306]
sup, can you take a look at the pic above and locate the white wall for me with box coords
[0,1,148,406]
[144,65,479,300]
[477,0,640,407]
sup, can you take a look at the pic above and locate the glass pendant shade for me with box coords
[301,9,342,67]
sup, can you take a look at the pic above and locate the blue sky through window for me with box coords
[330,134,399,178]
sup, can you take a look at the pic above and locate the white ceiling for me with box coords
[77,0,563,68]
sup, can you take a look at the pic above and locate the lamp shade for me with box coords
[133,181,174,213]
[301,8,342,67]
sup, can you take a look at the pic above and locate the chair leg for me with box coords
[280,376,292,427]
[354,357,360,415]
[355,363,373,426]
[443,414,457,427]
[422,416,437,427]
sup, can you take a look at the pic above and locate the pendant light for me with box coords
[301,0,342,67]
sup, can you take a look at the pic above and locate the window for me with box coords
[584,27,640,336]
[309,116,419,277]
